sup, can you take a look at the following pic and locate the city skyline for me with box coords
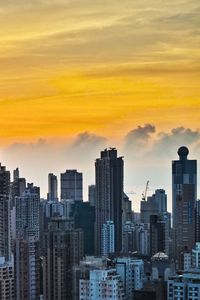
[0,0,199,212]
[0,1,199,299]
[1,138,200,212]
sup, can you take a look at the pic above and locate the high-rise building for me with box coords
[195,199,200,242]
[141,189,167,224]
[15,184,40,300]
[192,242,200,268]
[95,148,123,255]
[102,220,115,256]
[72,201,95,255]
[15,184,40,240]
[14,235,40,300]
[88,185,96,206]
[172,146,197,268]
[134,223,150,256]
[47,173,58,201]
[168,270,200,300]
[150,215,166,256]
[122,221,135,253]
[79,268,125,300]
[0,257,15,300]
[42,218,84,300]
[115,257,144,300]
[122,193,132,223]
[150,213,171,257]
[73,256,108,300]
[61,169,83,201]
[0,195,11,262]
[0,164,10,196]
[13,168,19,181]
[11,177,26,202]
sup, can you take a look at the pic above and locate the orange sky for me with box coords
[0,0,199,145]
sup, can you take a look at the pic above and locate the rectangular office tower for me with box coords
[61,170,83,201]
[172,147,197,269]
[47,173,58,201]
[95,148,124,255]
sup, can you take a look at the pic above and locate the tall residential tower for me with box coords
[95,148,123,255]
[172,146,197,268]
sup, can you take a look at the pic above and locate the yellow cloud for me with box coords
[0,0,199,145]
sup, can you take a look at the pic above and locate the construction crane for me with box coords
[142,180,149,201]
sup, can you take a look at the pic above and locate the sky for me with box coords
[0,0,200,210]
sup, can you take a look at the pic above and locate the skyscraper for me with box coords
[95,148,123,255]
[172,146,197,268]
[0,163,10,196]
[140,189,167,223]
[0,195,11,262]
[88,184,96,206]
[15,184,41,300]
[61,170,83,201]
[42,218,84,300]
[0,257,15,300]
[47,173,58,201]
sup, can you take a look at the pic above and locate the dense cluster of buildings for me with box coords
[0,146,200,299]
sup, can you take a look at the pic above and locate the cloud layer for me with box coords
[1,125,200,211]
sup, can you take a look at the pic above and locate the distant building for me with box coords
[0,164,10,196]
[42,218,84,300]
[10,168,26,208]
[88,185,96,206]
[150,213,171,256]
[0,195,11,262]
[61,170,83,201]
[0,257,14,300]
[14,235,40,300]
[115,257,144,300]
[192,242,200,268]
[15,184,40,240]
[102,220,115,256]
[73,256,108,300]
[168,270,200,300]
[135,223,150,256]
[79,268,125,300]
[47,173,58,201]
[95,148,123,255]
[182,242,200,271]
[122,193,132,223]
[15,184,40,300]
[151,252,174,281]
[172,147,197,269]
[72,201,95,255]
[141,189,167,223]
[122,221,135,253]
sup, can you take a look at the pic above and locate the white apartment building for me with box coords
[168,270,200,300]
[102,220,115,256]
[0,257,14,300]
[116,257,144,300]
[79,268,125,300]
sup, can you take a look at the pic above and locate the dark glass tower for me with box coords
[172,146,197,268]
[95,148,123,255]
[47,173,58,201]
[60,170,83,201]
